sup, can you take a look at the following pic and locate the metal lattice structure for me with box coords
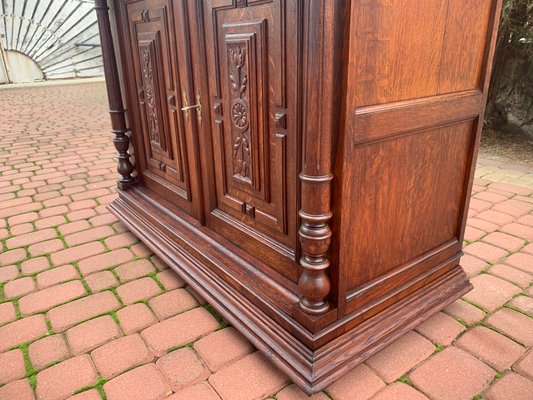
[0,0,103,82]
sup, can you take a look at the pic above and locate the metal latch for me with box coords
[181,91,202,122]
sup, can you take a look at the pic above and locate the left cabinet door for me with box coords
[120,0,203,218]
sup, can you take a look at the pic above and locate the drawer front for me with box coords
[122,0,203,218]
[201,0,300,280]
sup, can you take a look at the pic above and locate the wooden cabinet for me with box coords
[96,0,503,394]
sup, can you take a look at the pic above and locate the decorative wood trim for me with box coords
[95,0,135,190]
[297,0,343,315]
[109,188,471,395]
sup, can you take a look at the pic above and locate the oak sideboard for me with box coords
[95,0,503,394]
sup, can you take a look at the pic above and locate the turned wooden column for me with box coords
[298,0,343,316]
[95,0,135,190]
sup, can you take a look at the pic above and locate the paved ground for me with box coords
[0,82,532,400]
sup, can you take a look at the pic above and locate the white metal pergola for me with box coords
[0,0,103,83]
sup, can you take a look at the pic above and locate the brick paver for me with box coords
[19,279,86,315]
[103,363,171,400]
[28,335,71,370]
[484,372,533,400]
[167,382,222,400]
[326,363,385,400]
[141,308,219,356]
[0,379,35,400]
[0,349,26,385]
[36,355,98,400]
[463,273,522,311]
[193,327,255,372]
[0,301,17,326]
[91,334,153,379]
[0,82,532,400]
[410,347,495,400]
[156,347,210,391]
[209,352,288,400]
[365,331,435,382]
[415,311,466,346]
[148,289,198,321]
[47,290,121,332]
[455,326,526,370]
[66,315,122,355]
[370,382,429,400]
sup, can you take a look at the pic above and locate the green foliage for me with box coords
[397,376,413,386]
[500,0,533,60]
[486,0,533,129]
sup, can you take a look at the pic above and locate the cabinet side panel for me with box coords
[338,0,501,310]
[341,121,474,290]
[350,0,494,107]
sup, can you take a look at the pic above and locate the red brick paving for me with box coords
[410,347,495,400]
[0,349,26,385]
[365,331,435,383]
[209,352,288,400]
[0,82,532,399]
[484,372,533,400]
[28,335,71,371]
[326,363,385,400]
[103,363,171,400]
[455,326,526,370]
[66,315,122,355]
[193,327,255,372]
[91,334,153,379]
[156,347,210,391]
[415,311,466,346]
[0,379,35,400]
[35,355,98,400]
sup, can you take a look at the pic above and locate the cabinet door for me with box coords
[200,0,299,281]
[123,0,202,218]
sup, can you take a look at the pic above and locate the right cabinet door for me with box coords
[199,0,300,281]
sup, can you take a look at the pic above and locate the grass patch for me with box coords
[396,376,412,386]
[434,344,445,353]
[109,311,120,325]
[204,304,229,330]
[462,298,490,314]
[167,341,195,353]
[453,316,469,327]
[97,385,107,400]
[74,376,108,395]
[149,273,166,292]
[28,375,37,390]
[43,316,53,334]
[109,287,124,305]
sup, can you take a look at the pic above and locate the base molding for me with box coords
[109,190,471,395]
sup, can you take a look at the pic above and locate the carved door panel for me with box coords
[201,0,299,281]
[123,0,202,218]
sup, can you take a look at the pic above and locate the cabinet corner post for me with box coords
[298,0,344,316]
[94,0,135,190]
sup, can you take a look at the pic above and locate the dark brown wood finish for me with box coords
[95,0,135,190]
[199,0,300,280]
[100,0,504,394]
[116,0,204,219]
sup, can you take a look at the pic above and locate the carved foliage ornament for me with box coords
[141,47,161,145]
[228,46,251,181]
